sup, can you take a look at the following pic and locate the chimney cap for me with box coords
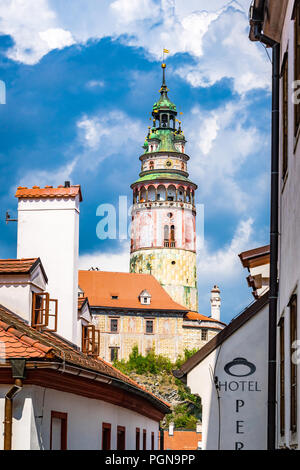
[211,285,220,293]
[15,185,83,202]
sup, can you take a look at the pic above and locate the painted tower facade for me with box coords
[130,64,198,312]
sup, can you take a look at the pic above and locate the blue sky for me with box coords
[0,0,272,323]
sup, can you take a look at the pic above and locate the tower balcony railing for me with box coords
[133,200,195,211]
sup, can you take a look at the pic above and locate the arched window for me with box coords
[149,161,154,170]
[157,185,166,201]
[170,225,175,241]
[167,185,176,201]
[164,225,169,247]
[181,162,185,171]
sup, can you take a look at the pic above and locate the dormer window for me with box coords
[82,324,100,356]
[139,290,151,305]
[32,292,58,332]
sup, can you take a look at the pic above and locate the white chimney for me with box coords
[15,184,82,345]
[169,422,174,436]
[210,285,221,321]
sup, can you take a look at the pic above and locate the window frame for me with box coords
[110,347,119,362]
[102,422,111,450]
[50,411,68,450]
[110,318,119,333]
[201,328,208,341]
[145,319,154,335]
[82,324,100,356]
[117,426,126,450]
[143,429,147,450]
[151,432,155,450]
[282,52,288,179]
[290,294,298,434]
[279,317,285,437]
[136,427,140,450]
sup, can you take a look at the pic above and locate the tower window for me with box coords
[171,261,176,265]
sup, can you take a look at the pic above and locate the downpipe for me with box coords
[4,379,23,450]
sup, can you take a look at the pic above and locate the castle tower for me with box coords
[130,64,198,312]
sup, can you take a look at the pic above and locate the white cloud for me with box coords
[14,158,77,191]
[196,217,259,319]
[79,242,130,272]
[39,28,74,50]
[0,0,74,64]
[198,217,254,281]
[76,110,144,169]
[185,98,267,214]
[110,0,159,24]
[0,1,270,93]
[86,80,105,89]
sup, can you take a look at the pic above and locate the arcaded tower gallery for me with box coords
[130,64,198,312]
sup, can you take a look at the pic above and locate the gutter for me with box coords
[249,0,280,451]
[18,361,171,414]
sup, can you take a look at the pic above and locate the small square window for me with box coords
[201,329,208,341]
[110,319,118,332]
[110,347,119,362]
[146,320,154,334]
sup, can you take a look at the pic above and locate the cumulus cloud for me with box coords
[0,1,270,93]
[110,0,160,24]
[76,109,144,169]
[185,97,268,214]
[13,159,77,191]
[79,241,130,272]
[198,217,254,281]
[0,0,74,64]
[197,217,259,319]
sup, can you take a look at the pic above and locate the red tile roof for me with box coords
[0,305,169,411]
[185,311,221,322]
[78,271,188,311]
[0,319,53,359]
[184,312,226,329]
[0,258,48,282]
[15,185,82,202]
[78,297,88,311]
[163,430,201,450]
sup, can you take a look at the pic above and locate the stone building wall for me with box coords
[93,311,221,363]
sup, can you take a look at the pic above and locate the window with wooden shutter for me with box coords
[282,54,288,178]
[32,292,49,329]
[279,317,285,436]
[32,292,58,332]
[82,324,100,357]
[290,295,298,433]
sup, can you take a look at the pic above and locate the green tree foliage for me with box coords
[113,345,201,429]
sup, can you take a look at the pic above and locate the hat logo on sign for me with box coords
[224,357,256,377]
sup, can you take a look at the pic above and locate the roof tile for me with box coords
[78,271,187,311]
[15,185,82,202]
